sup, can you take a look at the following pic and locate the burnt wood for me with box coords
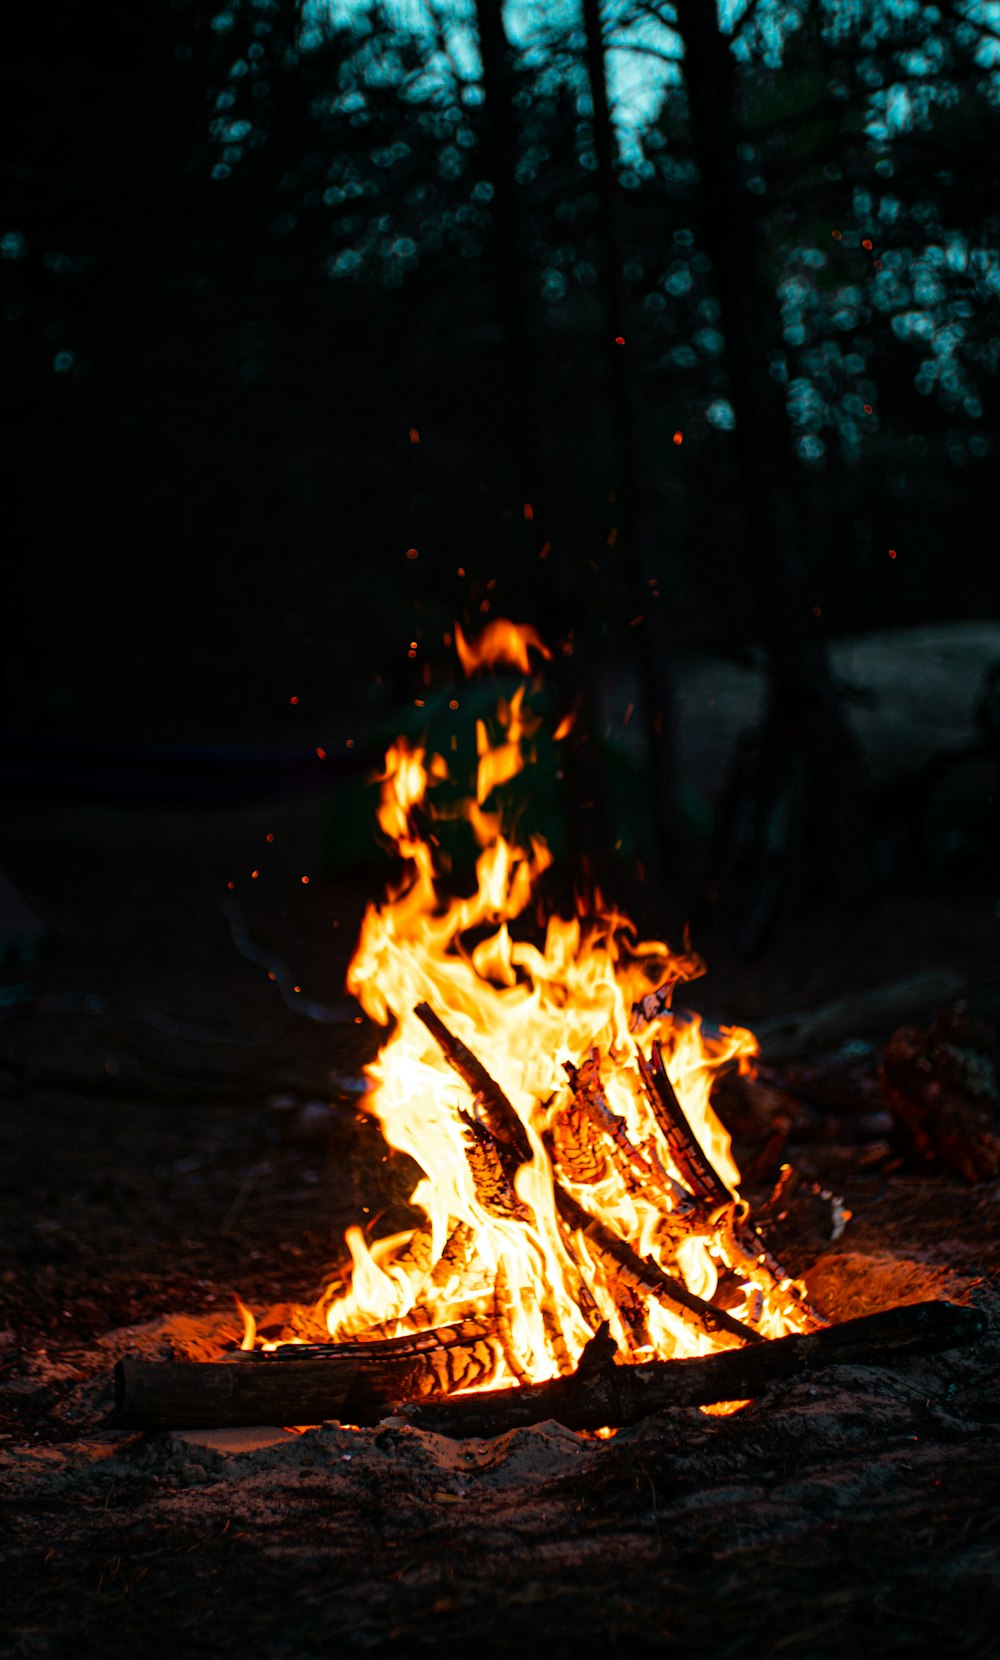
[565,1051,665,1192]
[114,1319,500,1431]
[636,1042,732,1215]
[553,1186,761,1346]
[414,1001,532,1166]
[402,1301,986,1437]
[113,1300,985,1436]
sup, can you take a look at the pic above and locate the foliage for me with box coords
[3,0,998,732]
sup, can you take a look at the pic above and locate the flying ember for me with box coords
[251,620,816,1392]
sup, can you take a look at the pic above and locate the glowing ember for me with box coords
[246,620,816,1390]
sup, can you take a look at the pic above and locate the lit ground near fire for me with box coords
[2,791,1000,1658]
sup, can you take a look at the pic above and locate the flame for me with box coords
[234,1295,256,1352]
[274,620,816,1395]
[454,618,552,678]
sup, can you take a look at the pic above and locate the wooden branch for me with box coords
[401,1301,986,1438]
[415,1001,531,1167]
[113,1319,500,1431]
[565,1051,665,1192]
[553,1186,760,1346]
[636,1042,732,1215]
[459,1111,532,1220]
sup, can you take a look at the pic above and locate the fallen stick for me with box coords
[401,1300,986,1438]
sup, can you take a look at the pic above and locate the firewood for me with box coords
[113,1318,502,1431]
[458,1111,533,1220]
[629,980,676,1031]
[382,1008,811,1356]
[565,1051,665,1191]
[401,1301,986,1438]
[113,1300,985,1436]
[553,1186,760,1346]
[493,1259,532,1383]
[546,1108,610,1185]
[414,1001,531,1167]
[426,1221,477,1289]
[636,1043,731,1215]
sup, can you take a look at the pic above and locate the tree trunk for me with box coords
[673,0,869,947]
[473,0,609,881]
[580,0,682,888]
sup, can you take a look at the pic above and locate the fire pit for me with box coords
[111,624,984,1435]
[3,622,998,1660]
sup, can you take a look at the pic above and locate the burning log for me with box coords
[565,1051,667,1192]
[553,1187,760,1346]
[546,1106,610,1185]
[401,1301,986,1438]
[637,1042,731,1216]
[114,1301,985,1434]
[412,1003,798,1349]
[415,1000,532,1167]
[114,1318,502,1432]
[459,1112,533,1221]
[629,979,676,1031]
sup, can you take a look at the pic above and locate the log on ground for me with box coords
[113,1318,499,1431]
[113,1300,984,1436]
[401,1300,985,1438]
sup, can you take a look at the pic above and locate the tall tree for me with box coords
[580,0,683,887]
[472,0,610,886]
[672,0,870,947]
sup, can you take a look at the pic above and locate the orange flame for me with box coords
[264,620,816,1394]
[454,618,552,678]
[234,1295,256,1352]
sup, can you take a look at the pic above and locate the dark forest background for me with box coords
[3,0,999,930]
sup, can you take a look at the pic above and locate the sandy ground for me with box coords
[2,623,1000,1656]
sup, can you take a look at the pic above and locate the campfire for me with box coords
[115,622,983,1434]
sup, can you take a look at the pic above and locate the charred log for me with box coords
[114,1319,502,1431]
[565,1051,665,1192]
[459,1112,533,1221]
[114,1299,985,1437]
[636,1042,731,1215]
[402,1301,986,1438]
[415,1001,531,1167]
[553,1186,760,1346]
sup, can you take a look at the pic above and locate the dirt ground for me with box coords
[2,787,1000,1658]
